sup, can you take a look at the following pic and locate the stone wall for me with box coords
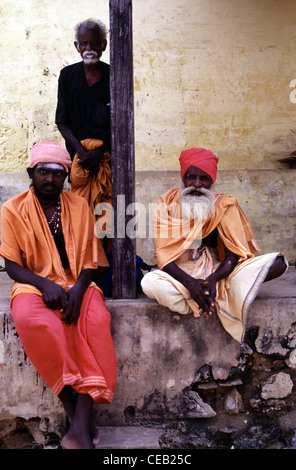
[1,0,296,173]
[1,168,296,269]
[1,0,296,450]
[1,269,296,449]
[135,169,296,266]
[133,0,296,172]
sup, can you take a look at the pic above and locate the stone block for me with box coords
[1,268,296,448]
[0,271,242,426]
[261,372,294,400]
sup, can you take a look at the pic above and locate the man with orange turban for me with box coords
[0,141,117,449]
[141,148,287,343]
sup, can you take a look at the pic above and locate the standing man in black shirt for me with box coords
[55,19,111,174]
[55,19,115,296]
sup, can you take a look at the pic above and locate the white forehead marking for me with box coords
[35,163,65,171]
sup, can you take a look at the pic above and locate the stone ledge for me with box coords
[1,269,296,448]
[1,169,296,265]
[95,426,163,449]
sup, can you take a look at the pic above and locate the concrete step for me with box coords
[42,426,163,450]
[2,268,296,450]
[95,426,163,449]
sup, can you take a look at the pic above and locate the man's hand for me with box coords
[39,278,68,311]
[162,246,239,318]
[61,269,96,324]
[78,147,106,172]
[56,124,106,172]
[163,261,216,317]
[184,277,216,317]
[202,276,217,316]
[61,284,85,324]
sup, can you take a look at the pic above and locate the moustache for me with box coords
[41,183,58,190]
[83,51,99,59]
[181,186,212,197]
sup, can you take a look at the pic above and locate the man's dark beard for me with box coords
[30,182,63,203]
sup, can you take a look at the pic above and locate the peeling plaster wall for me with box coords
[135,169,296,265]
[0,1,295,263]
[1,0,296,172]
[0,0,109,171]
[133,0,296,170]
[1,270,296,449]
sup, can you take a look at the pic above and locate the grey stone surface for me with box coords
[1,168,296,267]
[95,426,163,449]
[1,268,296,448]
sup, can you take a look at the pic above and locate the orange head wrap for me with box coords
[179,147,219,183]
[30,141,72,171]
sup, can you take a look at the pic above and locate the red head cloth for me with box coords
[30,141,72,171]
[179,147,219,183]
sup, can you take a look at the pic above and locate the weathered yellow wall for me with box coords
[0,0,109,171]
[1,0,296,172]
[133,0,296,170]
[0,0,296,263]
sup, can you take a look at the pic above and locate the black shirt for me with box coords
[55,61,110,159]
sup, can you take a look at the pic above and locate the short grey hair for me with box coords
[74,18,108,42]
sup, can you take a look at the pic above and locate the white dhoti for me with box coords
[141,248,287,343]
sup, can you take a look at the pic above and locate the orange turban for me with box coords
[30,141,72,171]
[179,148,219,183]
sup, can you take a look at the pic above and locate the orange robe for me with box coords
[70,138,111,211]
[153,187,259,270]
[70,138,112,251]
[0,188,116,403]
[142,187,286,343]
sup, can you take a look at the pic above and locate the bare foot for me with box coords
[61,428,94,449]
[91,425,100,445]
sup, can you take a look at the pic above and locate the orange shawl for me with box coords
[70,138,111,210]
[153,187,259,270]
[0,188,109,298]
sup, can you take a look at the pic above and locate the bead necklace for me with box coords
[47,199,61,237]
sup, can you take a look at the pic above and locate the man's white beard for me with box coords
[82,50,100,64]
[180,185,215,222]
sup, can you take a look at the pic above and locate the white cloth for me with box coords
[141,249,287,343]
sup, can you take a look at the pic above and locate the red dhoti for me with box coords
[11,287,116,404]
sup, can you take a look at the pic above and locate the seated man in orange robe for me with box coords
[141,148,287,343]
[0,141,117,449]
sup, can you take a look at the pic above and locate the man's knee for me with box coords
[141,271,158,298]
[265,255,287,282]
